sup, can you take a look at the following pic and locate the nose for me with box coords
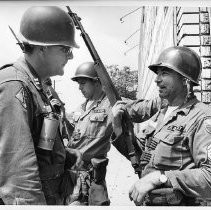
[155,72,162,84]
[67,51,73,60]
[79,83,83,91]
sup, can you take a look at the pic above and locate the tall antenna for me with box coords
[124,44,139,56]
[124,28,140,44]
[8,25,24,51]
[120,7,142,23]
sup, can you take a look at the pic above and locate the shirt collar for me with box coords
[82,92,106,111]
[166,95,198,116]
[16,57,43,91]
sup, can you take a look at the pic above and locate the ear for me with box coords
[182,78,187,85]
[95,80,102,88]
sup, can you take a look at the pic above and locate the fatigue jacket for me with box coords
[68,93,112,166]
[139,96,211,201]
[125,97,164,123]
[111,97,163,159]
[0,57,66,204]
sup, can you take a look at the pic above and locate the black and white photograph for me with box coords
[0,0,211,207]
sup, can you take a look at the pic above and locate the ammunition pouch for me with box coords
[65,170,90,205]
[90,157,108,184]
[89,158,110,206]
[64,158,109,205]
[89,181,110,206]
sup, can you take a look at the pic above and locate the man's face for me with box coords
[155,67,185,101]
[76,78,96,100]
[42,45,73,77]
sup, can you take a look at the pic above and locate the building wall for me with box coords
[138,6,211,103]
[135,6,211,134]
[138,6,175,99]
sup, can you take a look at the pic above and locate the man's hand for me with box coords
[65,147,82,170]
[111,101,127,137]
[129,171,163,205]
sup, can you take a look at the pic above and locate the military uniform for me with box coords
[115,96,211,205]
[111,97,163,159]
[67,93,111,205]
[0,57,67,205]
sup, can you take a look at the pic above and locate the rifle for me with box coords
[67,6,141,177]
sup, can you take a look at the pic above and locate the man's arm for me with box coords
[0,81,46,204]
[110,97,163,160]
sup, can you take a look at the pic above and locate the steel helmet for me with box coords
[18,6,79,48]
[72,62,98,81]
[148,46,202,86]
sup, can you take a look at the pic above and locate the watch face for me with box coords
[160,174,168,184]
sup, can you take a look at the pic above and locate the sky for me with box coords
[0,1,143,113]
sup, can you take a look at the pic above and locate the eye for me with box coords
[159,69,170,76]
[60,47,73,54]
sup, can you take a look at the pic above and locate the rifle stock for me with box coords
[67,6,141,176]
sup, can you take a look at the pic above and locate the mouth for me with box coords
[81,91,86,96]
[158,85,166,92]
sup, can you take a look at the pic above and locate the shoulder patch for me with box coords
[16,87,27,109]
[204,118,211,134]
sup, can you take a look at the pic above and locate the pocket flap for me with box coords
[90,113,107,122]
[154,131,183,145]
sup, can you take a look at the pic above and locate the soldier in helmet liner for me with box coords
[0,6,82,205]
[65,62,111,206]
[111,46,211,206]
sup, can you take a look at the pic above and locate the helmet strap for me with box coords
[184,79,194,103]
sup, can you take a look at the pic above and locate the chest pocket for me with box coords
[152,130,186,170]
[90,113,107,122]
[88,112,108,138]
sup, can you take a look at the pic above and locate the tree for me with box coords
[106,65,138,100]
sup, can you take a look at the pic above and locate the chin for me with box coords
[57,69,64,76]
[159,94,165,99]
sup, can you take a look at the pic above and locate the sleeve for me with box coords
[110,97,162,160]
[0,81,46,204]
[165,116,211,200]
[125,97,162,123]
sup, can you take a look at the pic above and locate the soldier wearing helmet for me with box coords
[111,46,211,206]
[65,62,111,206]
[0,6,82,205]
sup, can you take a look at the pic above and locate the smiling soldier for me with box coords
[111,46,211,206]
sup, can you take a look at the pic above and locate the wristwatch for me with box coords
[159,171,168,185]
